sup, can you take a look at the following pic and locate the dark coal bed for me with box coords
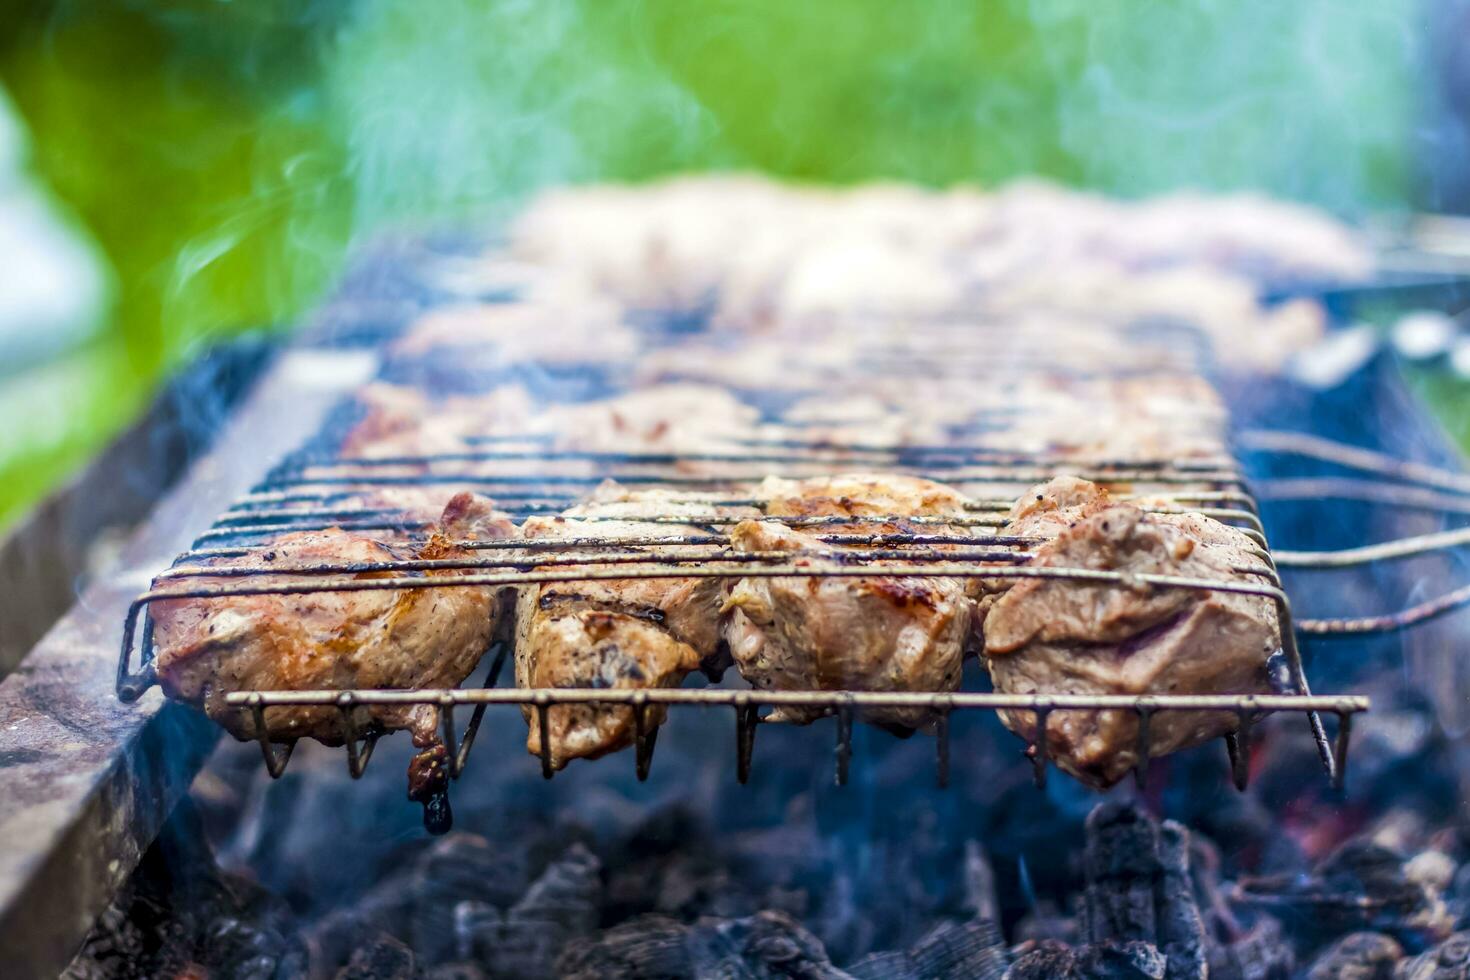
[68,351,1470,979]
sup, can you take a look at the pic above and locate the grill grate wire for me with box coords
[116,319,1470,798]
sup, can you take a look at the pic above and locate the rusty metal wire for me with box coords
[224,687,1366,792]
[124,351,1470,798]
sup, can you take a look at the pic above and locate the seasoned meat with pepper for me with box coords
[151,492,515,752]
[722,474,975,728]
[515,485,759,769]
[981,477,1277,788]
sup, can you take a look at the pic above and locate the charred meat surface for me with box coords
[151,492,515,748]
[981,477,1277,788]
[515,485,757,769]
[723,474,975,727]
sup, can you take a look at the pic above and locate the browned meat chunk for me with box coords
[722,474,975,728]
[151,492,516,750]
[515,486,758,769]
[340,383,534,458]
[982,477,1277,788]
[335,383,757,474]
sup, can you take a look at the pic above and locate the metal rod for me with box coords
[439,700,461,779]
[300,444,1242,470]
[176,529,1269,566]
[1134,707,1153,789]
[193,519,434,543]
[1223,733,1243,791]
[935,707,951,789]
[1332,711,1353,791]
[735,699,758,784]
[248,698,296,778]
[1271,595,1336,783]
[152,546,1043,582]
[1229,710,1253,791]
[1031,707,1050,789]
[1239,429,1470,496]
[1298,584,1470,635]
[261,465,1248,490]
[217,492,1261,526]
[222,689,1367,712]
[133,562,1295,606]
[339,696,379,780]
[1275,526,1470,568]
[536,698,553,779]
[635,708,658,782]
[1254,478,1470,516]
[835,704,854,786]
[484,641,510,687]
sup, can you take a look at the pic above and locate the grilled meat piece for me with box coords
[515,485,758,769]
[539,383,760,455]
[338,383,757,464]
[723,474,975,728]
[981,477,1277,788]
[151,492,515,749]
[757,472,975,522]
[340,382,535,458]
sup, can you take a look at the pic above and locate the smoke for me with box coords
[0,0,1434,528]
[1038,0,1421,214]
[323,0,719,235]
[14,0,1436,355]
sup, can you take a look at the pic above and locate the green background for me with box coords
[0,0,1429,527]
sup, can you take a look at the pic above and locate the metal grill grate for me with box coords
[113,309,1470,804]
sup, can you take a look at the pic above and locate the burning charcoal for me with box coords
[1082,804,1159,940]
[454,844,601,979]
[424,966,488,980]
[1080,803,1207,980]
[1204,913,1293,980]
[309,859,421,971]
[312,903,404,973]
[469,919,561,980]
[686,909,849,978]
[906,919,1009,979]
[1006,939,1167,980]
[1304,931,1403,979]
[1183,831,1293,979]
[336,932,421,980]
[845,951,912,978]
[1235,840,1454,950]
[1155,822,1208,979]
[1076,940,1169,979]
[556,914,694,978]
[1394,931,1470,979]
[1012,909,1081,946]
[848,918,1008,979]
[604,803,769,923]
[508,842,601,935]
[452,901,501,963]
[1006,939,1084,979]
[411,833,528,964]
[67,804,309,980]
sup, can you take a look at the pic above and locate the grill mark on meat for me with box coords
[538,591,669,624]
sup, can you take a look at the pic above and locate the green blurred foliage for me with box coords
[0,0,1428,527]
